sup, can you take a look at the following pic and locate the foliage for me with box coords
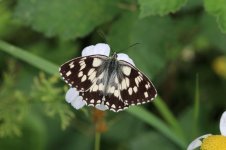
[138,0,187,17]
[204,0,226,33]
[0,62,74,138]
[14,0,121,40]
[31,73,74,129]
[0,0,226,149]
[0,61,28,137]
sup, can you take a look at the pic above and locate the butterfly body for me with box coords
[97,53,124,97]
[60,52,157,112]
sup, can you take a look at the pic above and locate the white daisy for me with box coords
[65,43,135,111]
[187,111,226,150]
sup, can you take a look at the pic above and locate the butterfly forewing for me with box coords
[59,55,108,91]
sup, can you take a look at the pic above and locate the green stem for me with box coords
[95,132,101,150]
[193,74,200,137]
[0,40,58,75]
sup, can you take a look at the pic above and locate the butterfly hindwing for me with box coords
[59,55,108,92]
[119,60,157,106]
[104,94,129,112]
[79,91,103,106]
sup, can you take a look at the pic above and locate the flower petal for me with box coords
[117,53,135,66]
[81,43,110,56]
[82,45,95,56]
[95,104,108,111]
[93,43,110,56]
[65,88,79,103]
[220,111,226,136]
[71,96,86,109]
[187,134,212,150]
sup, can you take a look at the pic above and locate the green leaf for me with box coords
[204,0,226,33]
[14,0,120,40]
[198,14,226,53]
[138,0,187,18]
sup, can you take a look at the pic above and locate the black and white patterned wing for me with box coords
[79,90,129,112]
[103,88,129,112]
[59,55,108,92]
[119,60,157,106]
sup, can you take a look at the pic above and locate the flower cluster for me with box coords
[65,43,135,111]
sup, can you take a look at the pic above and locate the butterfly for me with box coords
[59,44,157,112]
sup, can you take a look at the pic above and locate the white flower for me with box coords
[65,88,86,109]
[220,111,226,136]
[65,43,135,111]
[82,43,110,57]
[187,111,226,150]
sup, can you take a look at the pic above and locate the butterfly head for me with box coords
[111,52,118,60]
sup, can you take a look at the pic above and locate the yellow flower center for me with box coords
[201,135,226,150]
[212,56,226,79]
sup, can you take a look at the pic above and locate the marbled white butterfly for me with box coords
[59,44,157,112]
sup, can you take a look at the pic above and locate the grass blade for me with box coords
[193,74,200,137]
[127,107,187,149]
[154,97,186,142]
[0,40,59,75]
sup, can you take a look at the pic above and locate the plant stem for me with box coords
[0,40,59,75]
[193,74,200,137]
[95,132,101,150]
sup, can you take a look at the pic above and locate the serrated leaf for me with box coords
[198,14,226,53]
[138,0,187,18]
[204,0,226,33]
[14,0,120,40]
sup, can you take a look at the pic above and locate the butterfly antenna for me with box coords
[117,43,140,53]
[97,30,108,44]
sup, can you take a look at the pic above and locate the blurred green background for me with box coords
[0,0,226,150]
